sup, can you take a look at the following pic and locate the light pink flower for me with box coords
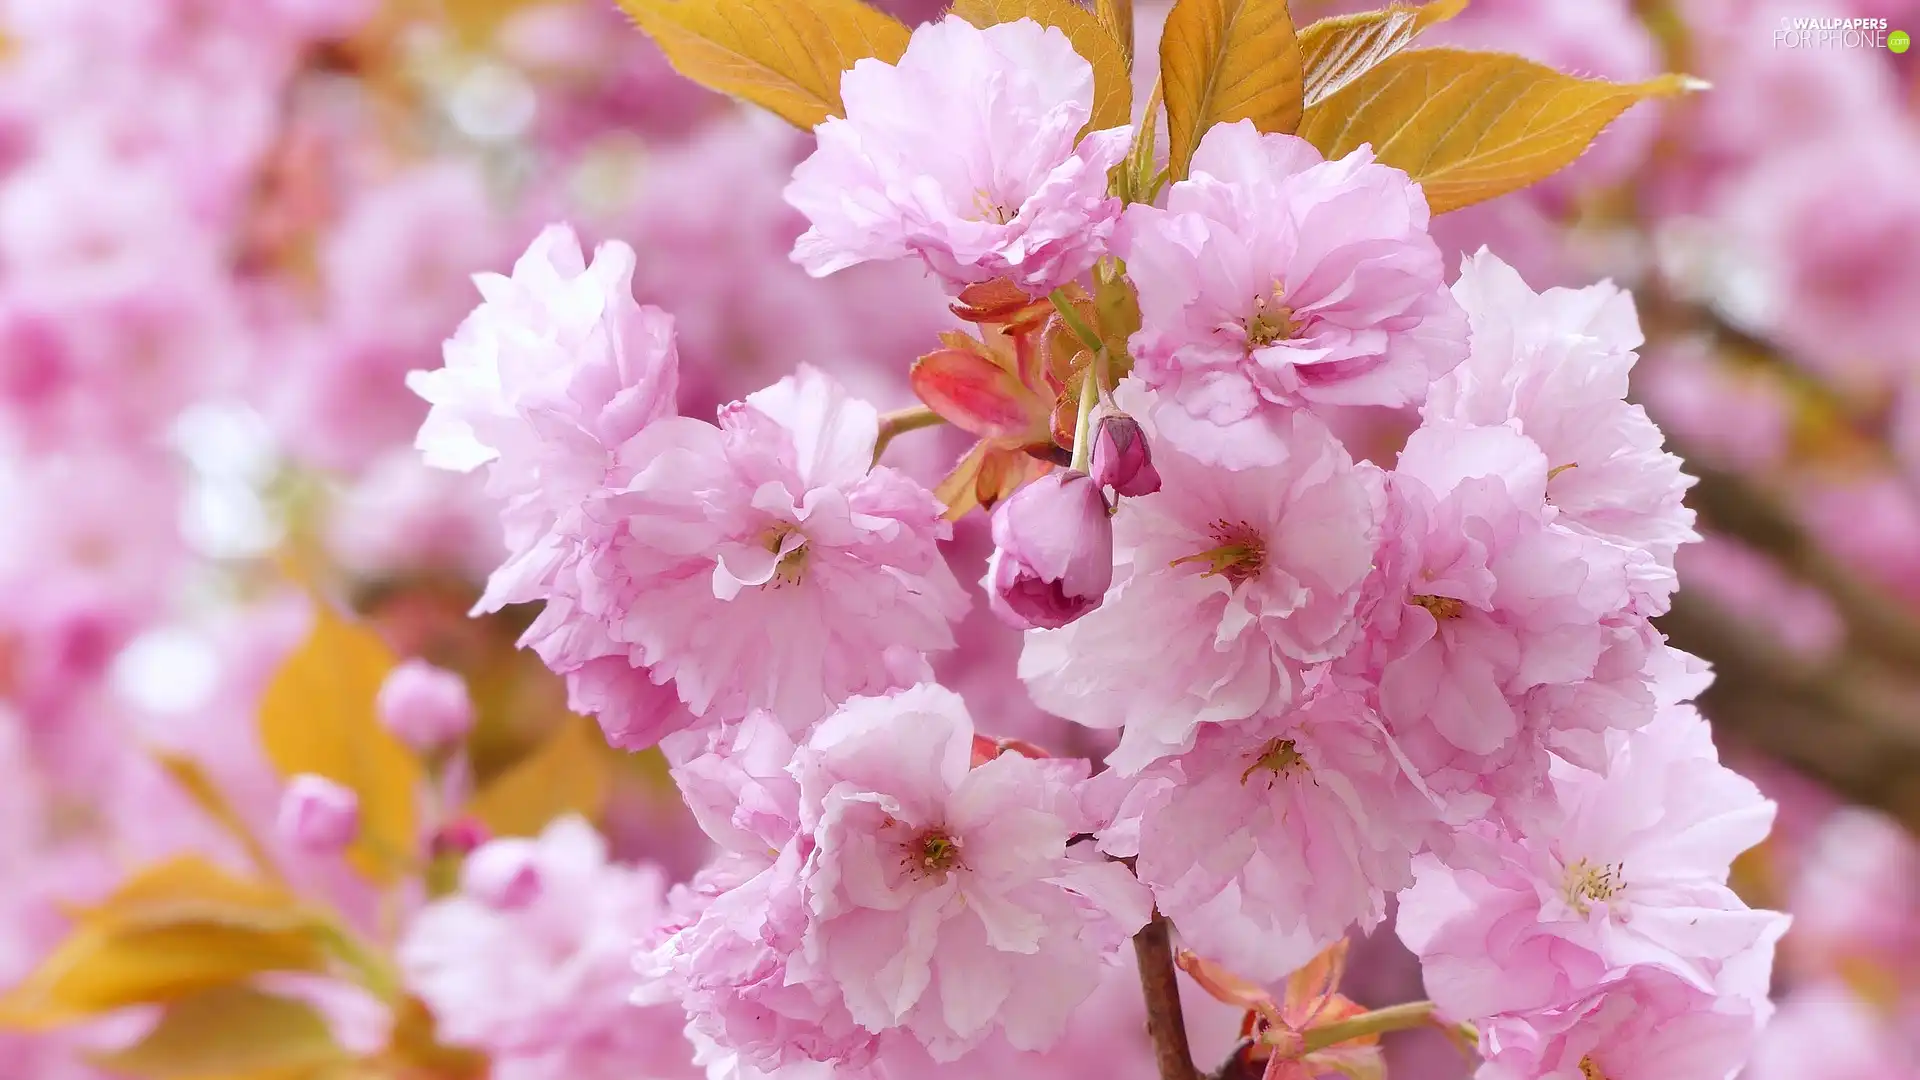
[663,709,804,858]
[1020,382,1385,774]
[1356,419,1642,820]
[1115,121,1467,464]
[1397,702,1786,1021]
[1428,250,1695,613]
[1123,688,1442,981]
[785,16,1131,293]
[399,816,698,1080]
[790,684,1151,1061]
[1475,966,1769,1080]
[556,366,968,730]
[407,222,680,614]
[642,848,880,1073]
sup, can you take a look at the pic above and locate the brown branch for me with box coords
[1133,911,1198,1080]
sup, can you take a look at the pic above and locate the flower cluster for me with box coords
[400,14,1784,1080]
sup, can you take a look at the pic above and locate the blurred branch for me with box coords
[1660,593,1920,836]
[1683,459,1920,675]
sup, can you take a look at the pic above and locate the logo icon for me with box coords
[1893,29,1912,52]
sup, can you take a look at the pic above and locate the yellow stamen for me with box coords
[1170,519,1266,585]
[1564,858,1626,916]
[1240,738,1308,786]
[1411,594,1465,620]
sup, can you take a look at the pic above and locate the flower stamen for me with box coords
[902,827,963,878]
[761,525,810,588]
[1171,519,1266,585]
[1240,737,1308,786]
[1411,594,1465,620]
[1245,283,1297,347]
[1563,858,1626,916]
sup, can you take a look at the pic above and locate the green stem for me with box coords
[1069,367,1099,472]
[872,404,947,464]
[314,916,403,1004]
[1298,1001,1439,1054]
[1049,288,1105,357]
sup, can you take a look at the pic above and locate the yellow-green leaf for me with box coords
[1160,0,1304,179]
[1296,48,1697,214]
[0,860,330,1030]
[952,0,1132,132]
[258,603,423,883]
[617,0,911,130]
[88,985,346,1079]
[465,715,613,838]
[1297,0,1466,107]
[90,858,315,935]
[1097,0,1135,67]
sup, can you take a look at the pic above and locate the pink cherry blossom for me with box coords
[1020,381,1384,773]
[1397,702,1786,1021]
[400,816,699,1080]
[548,367,969,730]
[1475,966,1770,1080]
[785,16,1131,293]
[789,683,1151,1061]
[1355,419,1644,820]
[1122,687,1442,981]
[407,221,680,614]
[1428,250,1696,613]
[1115,120,1467,464]
[641,848,880,1073]
[662,709,804,857]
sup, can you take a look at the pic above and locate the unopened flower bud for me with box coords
[1089,410,1161,497]
[278,774,359,854]
[431,817,491,858]
[460,839,543,910]
[985,470,1114,630]
[376,660,475,751]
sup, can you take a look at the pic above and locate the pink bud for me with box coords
[460,839,543,909]
[376,660,475,751]
[431,817,492,858]
[985,469,1114,630]
[278,774,359,854]
[1089,410,1161,497]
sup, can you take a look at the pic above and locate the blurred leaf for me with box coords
[1296,48,1697,214]
[1297,0,1466,106]
[466,715,611,837]
[1161,0,1304,179]
[259,603,423,883]
[953,0,1132,132]
[151,751,284,886]
[441,0,549,48]
[617,0,911,129]
[377,996,487,1080]
[88,985,346,1079]
[1097,0,1135,66]
[0,860,330,1030]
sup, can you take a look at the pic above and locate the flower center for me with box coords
[1245,285,1297,347]
[1170,519,1266,585]
[1579,1055,1608,1080]
[904,828,963,878]
[1563,858,1626,916]
[971,189,1013,225]
[1411,594,1465,620]
[760,524,809,589]
[1240,737,1308,786]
